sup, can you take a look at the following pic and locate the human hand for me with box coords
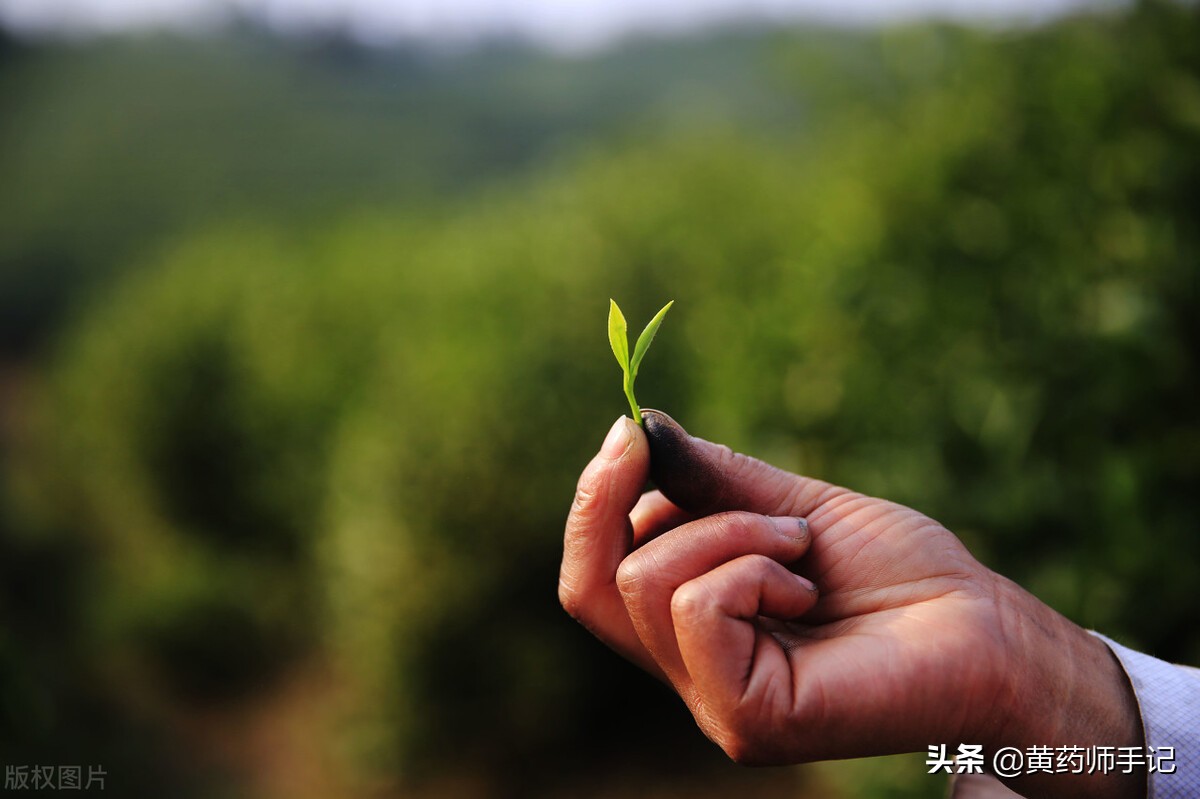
[559,411,1144,799]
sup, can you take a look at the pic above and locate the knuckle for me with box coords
[714,445,764,487]
[703,690,791,766]
[725,744,771,767]
[715,725,763,766]
[570,474,603,518]
[746,554,778,583]
[704,510,760,540]
[721,737,758,766]
[717,724,779,766]
[614,555,648,601]
[710,442,740,473]
[693,696,784,767]
[670,581,715,623]
[557,580,584,620]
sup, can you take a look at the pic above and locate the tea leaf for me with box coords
[607,299,673,425]
[608,299,629,372]
[630,300,674,378]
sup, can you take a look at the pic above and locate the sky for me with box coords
[0,0,1120,50]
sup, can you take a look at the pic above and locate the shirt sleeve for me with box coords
[1091,632,1200,799]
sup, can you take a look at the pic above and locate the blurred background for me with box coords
[1,0,1198,796]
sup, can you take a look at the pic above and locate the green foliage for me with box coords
[609,299,674,422]
[0,26,791,357]
[3,3,1200,797]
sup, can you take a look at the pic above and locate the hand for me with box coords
[559,411,1144,799]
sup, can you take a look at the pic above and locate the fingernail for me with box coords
[770,516,810,541]
[601,416,633,459]
[793,572,817,592]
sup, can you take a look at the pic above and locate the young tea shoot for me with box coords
[608,299,674,425]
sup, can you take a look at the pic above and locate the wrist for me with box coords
[985,573,1145,799]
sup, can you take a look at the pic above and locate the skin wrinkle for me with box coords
[965,573,1017,744]
[816,520,892,587]
[789,644,831,746]
[633,513,808,592]
[758,643,792,721]
[643,409,839,518]
[814,490,876,520]
[807,505,913,584]
[617,554,670,663]
[560,510,627,600]
[693,556,817,760]
[810,522,976,621]
[691,692,725,750]
[762,472,833,519]
[616,539,662,596]
[973,575,1143,798]
[738,623,759,704]
[975,575,1030,749]
[704,511,759,544]
[634,513,809,704]
[818,518,892,580]
[707,443,749,511]
[736,636,785,760]
[1041,610,1077,744]
[567,412,1147,797]
[805,489,870,527]
[674,580,729,723]
[1003,603,1075,796]
[831,628,934,753]
[565,454,628,587]
[670,576,723,630]
[777,593,1001,758]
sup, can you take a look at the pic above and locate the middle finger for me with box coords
[614,511,812,700]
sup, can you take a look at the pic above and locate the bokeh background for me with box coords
[1,0,1198,796]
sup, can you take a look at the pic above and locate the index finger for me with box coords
[559,416,660,674]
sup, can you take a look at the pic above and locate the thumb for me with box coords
[641,409,843,518]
